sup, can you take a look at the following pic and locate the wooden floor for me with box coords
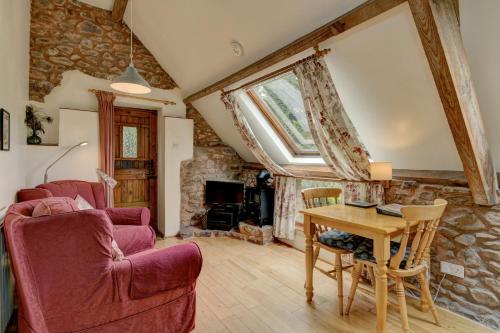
[157,237,493,333]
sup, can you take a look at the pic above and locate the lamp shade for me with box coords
[110,65,152,94]
[370,162,392,181]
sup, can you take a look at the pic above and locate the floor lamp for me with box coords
[44,141,88,183]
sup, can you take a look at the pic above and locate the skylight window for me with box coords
[247,72,319,156]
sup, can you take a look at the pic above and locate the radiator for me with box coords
[0,208,15,332]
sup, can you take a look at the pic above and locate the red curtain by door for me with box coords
[95,90,116,208]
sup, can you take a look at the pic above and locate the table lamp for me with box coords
[370,161,393,188]
[44,141,88,183]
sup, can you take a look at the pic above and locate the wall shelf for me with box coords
[27,143,59,147]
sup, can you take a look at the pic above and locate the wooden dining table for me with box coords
[301,204,419,333]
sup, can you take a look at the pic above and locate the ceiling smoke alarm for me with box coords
[230,40,244,57]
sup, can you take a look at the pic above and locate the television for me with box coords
[205,180,244,205]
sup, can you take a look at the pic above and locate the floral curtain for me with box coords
[221,91,296,239]
[273,176,297,240]
[294,57,372,181]
[343,182,385,205]
[221,91,291,176]
[95,90,116,208]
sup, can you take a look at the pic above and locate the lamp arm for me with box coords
[44,144,81,183]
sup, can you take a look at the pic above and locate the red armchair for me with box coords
[4,200,202,333]
[17,180,154,255]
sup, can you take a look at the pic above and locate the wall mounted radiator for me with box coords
[0,208,15,332]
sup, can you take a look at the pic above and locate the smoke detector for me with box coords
[230,40,244,57]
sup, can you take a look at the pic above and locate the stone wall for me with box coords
[386,180,500,329]
[180,147,244,227]
[30,0,176,101]
[180,106,245,227]
[186,105,225,147]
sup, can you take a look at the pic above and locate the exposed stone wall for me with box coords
[186,105,225,147]
[180,147,244,227]
[386,180,500,329]
[30,0,176,101]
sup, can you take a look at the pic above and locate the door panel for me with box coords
[114,107,158,231]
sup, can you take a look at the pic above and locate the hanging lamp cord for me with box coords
[129,0,133,66]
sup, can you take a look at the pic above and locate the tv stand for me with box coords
[206,203,241,231]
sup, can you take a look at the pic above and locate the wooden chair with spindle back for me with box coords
[345,199,448,332]
[301,187,360,316]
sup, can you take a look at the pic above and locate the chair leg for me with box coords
[345,262,363,315]
[335,253,344,315]
[395,277,410,333]
[367,265,376,287]
[313,246,320,267]
[418,272,440,326]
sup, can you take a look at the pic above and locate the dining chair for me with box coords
[345,198,448,332]
[301,187,361,315]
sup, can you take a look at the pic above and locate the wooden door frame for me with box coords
[114,106,159,234]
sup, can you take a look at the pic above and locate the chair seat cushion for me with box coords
[353,239,411,268]
[318,230,365,251]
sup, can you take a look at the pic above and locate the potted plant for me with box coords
[24,105,53,145]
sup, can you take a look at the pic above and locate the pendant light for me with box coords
[110,0,151,94]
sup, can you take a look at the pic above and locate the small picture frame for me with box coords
[1,108,10,151]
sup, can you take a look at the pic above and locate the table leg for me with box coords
[304,215,315,302]
[374,235,390,333]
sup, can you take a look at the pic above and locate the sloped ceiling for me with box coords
[121,0,366,95]
[77,0,500,171]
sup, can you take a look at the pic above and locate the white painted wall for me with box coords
[25,109,99,187]
[162,117,193,237]
[0,0,30,210]
[26,70,188,235]
[461,0,500,171]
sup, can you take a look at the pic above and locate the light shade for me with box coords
[370,162,393,181]
[110,65,152,94]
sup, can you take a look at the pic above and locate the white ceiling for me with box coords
[123,0,367,95]
[80,0,114,11]
[77,0,500,171]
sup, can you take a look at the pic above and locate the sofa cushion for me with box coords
[37,180,106,209]
[113,225,156,256]
[32,197,80,217]
[75,194,94,210]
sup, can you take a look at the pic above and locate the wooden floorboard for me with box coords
[157,237,494,333]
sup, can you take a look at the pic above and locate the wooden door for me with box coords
[114,107,158,231]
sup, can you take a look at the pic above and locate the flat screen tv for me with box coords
[205,180,244,204]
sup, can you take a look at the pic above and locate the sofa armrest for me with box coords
[125,243,203,300]
[105,207,150,226]
[17,188,53,202]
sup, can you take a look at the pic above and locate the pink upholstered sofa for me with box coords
[17,180,154,255]
[4,199,202,333]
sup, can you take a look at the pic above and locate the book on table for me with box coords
[345,201,378,208]
[376,203,404,217]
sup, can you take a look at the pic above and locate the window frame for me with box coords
[245,71,319,157]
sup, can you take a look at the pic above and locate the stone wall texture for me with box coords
[186,105,225,147]
[386,180,500,329]
[180,146,244,227]
[30,0,176,101]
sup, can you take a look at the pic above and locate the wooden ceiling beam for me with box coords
[112,0,128,22]
[408,0,498,205]
[183,0,406,104]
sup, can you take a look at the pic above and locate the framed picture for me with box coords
[0,108,10,151]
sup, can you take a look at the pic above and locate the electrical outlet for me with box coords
[440,261,464,278]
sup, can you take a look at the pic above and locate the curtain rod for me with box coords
[222,47,331,95]
[88,89,176,106]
